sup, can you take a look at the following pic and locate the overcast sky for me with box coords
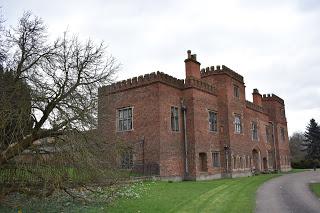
[2,0,320,135]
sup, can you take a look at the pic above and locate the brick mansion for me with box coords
[98,51,291,180]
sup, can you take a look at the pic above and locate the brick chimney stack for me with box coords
[252,88,262,106]
[184,50,201,79]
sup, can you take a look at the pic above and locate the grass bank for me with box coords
[0,169,306,212]
[310,183,320,198]
[108,174,281,213]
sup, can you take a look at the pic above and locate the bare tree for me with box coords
[0,12,119,165]
[0,8,6,65]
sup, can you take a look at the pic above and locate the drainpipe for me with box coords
[269,121,277,171]
[224,145,230,175]
[181,100,189,177]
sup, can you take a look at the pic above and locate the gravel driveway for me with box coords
[256,170,320,213]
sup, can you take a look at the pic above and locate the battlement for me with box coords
[100,71,184,94]
[262,93,284,105]
[200,65,244,83]
[245,100,267,114]
[100,71,216,95]
[185,77,216,95]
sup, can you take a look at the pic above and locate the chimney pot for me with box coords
[187,50,191,59]
[184,50,201,79]
[252,88,262,106]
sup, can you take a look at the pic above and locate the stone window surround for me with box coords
[120,149,133,169]
[251,120,259,141]
[116,106,134,132]
[233,84,240,99]
[212,151,220,167]
[208,109,218,132]
[234,113,243,134]
[170,106,180,132]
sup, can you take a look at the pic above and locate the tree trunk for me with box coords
[0,135,35,165]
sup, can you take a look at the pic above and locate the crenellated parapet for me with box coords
[200,65,244,83]
[185,77,216,95]
[99,71,217,95]
[262,93,284,105]
[100,71,185,94]
[245,100,267,114]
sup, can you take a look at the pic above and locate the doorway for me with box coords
[199,152,208,172]
[263,157,268,171]
[252,149,260,172]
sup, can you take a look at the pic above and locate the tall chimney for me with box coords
[184,50,201,79]
[252,88,262,106]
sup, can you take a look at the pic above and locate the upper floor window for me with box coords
[251,121,258,140]
[117,107,133,131]
[171,106,179,131]
[280,127,285,142]
[212,152,220,167]
[280,108,286,118]
[265,125,271,143]
[209,111,218,132]
[234,114,242,133]
[234,85,240,98]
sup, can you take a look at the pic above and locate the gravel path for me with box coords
[256,170,320,213]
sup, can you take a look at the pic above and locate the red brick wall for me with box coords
[98,55,291,178]
[98,83,162,173]
[158,84,184,177]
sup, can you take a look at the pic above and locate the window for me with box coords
[234,114,242,133]
[280,108,285,118]
[234,85,240,98]
[212,152,220,167]
[209,111,218,132]
[265,125,271,143]
[268,151,273,168]
[117,107,133,131]
[121,150,133,169]
[171,106,179,131]
[280,127,285,142]
[251,121,258,140]
[232,156,236,169]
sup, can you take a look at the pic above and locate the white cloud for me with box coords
[2,0,320,135]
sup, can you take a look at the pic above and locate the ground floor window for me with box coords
[232,156,237,170]
[212,152,220,167]
[239,157,243,169]
[121,150,133,169]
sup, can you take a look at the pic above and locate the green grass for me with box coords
[288,168,310,173]
[108,174,281,213]
[310,183,320,198]
[0,169,307,212]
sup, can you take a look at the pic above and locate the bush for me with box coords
[291,159,320,169]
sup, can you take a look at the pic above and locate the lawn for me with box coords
[108,174,281,213]
[0,169,306,212]
[310,183,320,198]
